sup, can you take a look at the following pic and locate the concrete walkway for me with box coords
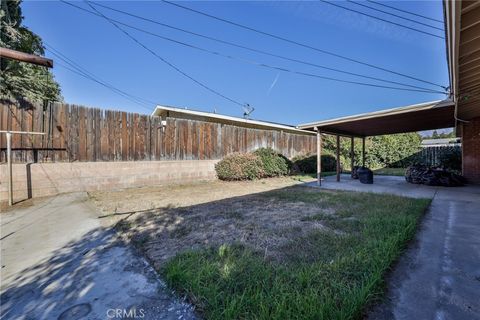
[0,193,196,320]
[308,175,480,320]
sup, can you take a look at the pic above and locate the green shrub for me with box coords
[215,153,265,181]
[365,133,422,169]
[321,133,422,169]
[291,153,337,173]
[253,148,291,177]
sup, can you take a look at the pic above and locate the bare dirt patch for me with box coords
[89,177,354,267]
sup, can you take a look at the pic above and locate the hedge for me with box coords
[291,154,337,174]
[215,153,265,181]
[253,148,291,177]
[215,148,292,181]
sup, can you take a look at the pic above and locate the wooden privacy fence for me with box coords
[0,101,316,163]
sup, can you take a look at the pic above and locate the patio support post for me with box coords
[362,137,366,167]
[336,135,340,182]
[350,136,354,178]
[316,127,322,186]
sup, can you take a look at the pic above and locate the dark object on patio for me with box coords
[405,165,466,187]
[351,166,360,179]
[357,167,373,184]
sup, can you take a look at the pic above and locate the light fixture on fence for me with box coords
[161,120,167,133]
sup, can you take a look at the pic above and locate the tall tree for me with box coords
[1,0,61,103]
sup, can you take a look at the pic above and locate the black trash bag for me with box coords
[357,167,373,184]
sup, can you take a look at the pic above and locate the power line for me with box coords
[84,2,439,91]
[320,0,444,39]
[346,0,443,31]
[62,1,445,95]
[62,1,445,94]
[83,0,245,107]
[127,24,445,94]
[87,1,446,91]
[45,44,156,110]
[47,44,156,107]
[47,46,157,111]
[366,0,444,24]
[56,61,152,111]
[160,0,447,89]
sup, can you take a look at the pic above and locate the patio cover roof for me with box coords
[297,100,455,137]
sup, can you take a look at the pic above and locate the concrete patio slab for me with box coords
[0,193,196,320]
[307,174,436,198]
[307,174,480,320]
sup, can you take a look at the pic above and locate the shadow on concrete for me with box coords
[0,225,195,320]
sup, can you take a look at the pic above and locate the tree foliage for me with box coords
[321,132,422,170]
[366,133,422,168]
[1,0,61,102]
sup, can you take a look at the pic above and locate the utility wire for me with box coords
[366,0,444,24]
[45,44,156,110]
[125,24,445,94]
[161,0,447,89]
[82,1,446,92]
[56,61,153,111]
[47,50,155,108]
[83,0,245,107]
[47,44,156,107]
[346,0,443,31]
[320,0,444,39]
[79,1,439,91]
[62,1,445,94]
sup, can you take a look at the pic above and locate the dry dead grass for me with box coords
[89,177,310,214]
[89,177,348,267]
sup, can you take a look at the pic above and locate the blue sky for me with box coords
[23,0,449,125]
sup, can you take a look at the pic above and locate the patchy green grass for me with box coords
[163,188,430,320]
[300,211,336,222]
[373,167,406,176]
[290,171,337,182]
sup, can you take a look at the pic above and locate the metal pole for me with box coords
[1,131,45,206]
[350,136,354,178]
[316,128,322,186]
[6,132,13,206]
[362,137,366,167]
[336,135,340,182]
